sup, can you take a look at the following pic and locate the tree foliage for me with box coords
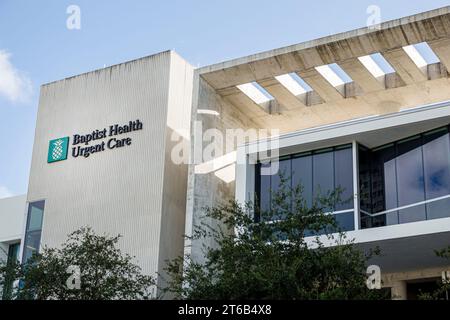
[418,246,450,300]
[0,227,155,300]
[164,177,387,300]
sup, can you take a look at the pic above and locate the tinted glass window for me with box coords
[313,150,334,205]
[271,159,291,217]
[423,129,450,219]
[396,136,426,223]
[22,201,45,263]
[292,154,313,208]
[334,211,355,231]
[258,163,271,215]
[27,206,44,231]
[358,146,371,215]
[256,145,354,233]
[359,126,450,229]
[334,147,354,210]
[372,145,398,226]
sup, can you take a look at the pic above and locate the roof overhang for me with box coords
[197,7,450,132]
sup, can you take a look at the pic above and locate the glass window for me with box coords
[313,149,334,208]
[422,128,450,220]
[256,144,355,234]
[23,231,42,262]
[359,126,450,229]
[396,136,426,223]
[292,154,313,209]
[2,243,20,300]
[358,146,373,228]
[334,211,355,231]
[27,206,44,232]
[334,147,354,211]
[270,158,291,219]
[372,144,398,226]
[22,201,45,263]
[258,163,271,215]
[7,243,20,263]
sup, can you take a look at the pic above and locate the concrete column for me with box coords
[391,281,408,300]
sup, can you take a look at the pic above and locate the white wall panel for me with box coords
[27,51,194,291]
[0,195,26,243]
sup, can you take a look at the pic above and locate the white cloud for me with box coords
[0,50,32,103]
[0,185,13,199]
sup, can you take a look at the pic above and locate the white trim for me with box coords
[0,235,22,243]
[325,209,354,216]
[262,208,354,225]
[306,217,450,246]
[352,141,360,230]
[360,194,450,217]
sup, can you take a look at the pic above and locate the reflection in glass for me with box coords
[313,150,334,207]
[259,163,271,215]
[334,211,355,231]
[292,154,313,208]
[359,126,450,229]
[423,129,450,219]
[334,147,354,211]
[256,145,354,233]
[28,206,44,231]
[396,136,426,223]
[23,231,42,262]
[22,201,45,263]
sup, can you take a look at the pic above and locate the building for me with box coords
[2,7,450,300]
[1,51,194,297]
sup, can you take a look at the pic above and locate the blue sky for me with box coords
[0,0,449,198]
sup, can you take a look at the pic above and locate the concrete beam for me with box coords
[428,38,450,71]
[257,78,307,110]
[339,58,385,92]
[224,91,271,118]
[427,62,448,80]
[200,8,450,90]
[297,68,344,102]
[383,48,428,85]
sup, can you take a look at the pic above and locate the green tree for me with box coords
[0,227,155,300]
[418,246,450,300]
[164,177,386,300]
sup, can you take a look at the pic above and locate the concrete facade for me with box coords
[25,51,193,294]
[0,195,26,261]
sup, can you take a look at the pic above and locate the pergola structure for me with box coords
[196,6,450,132]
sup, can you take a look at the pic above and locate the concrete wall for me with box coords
[0,195,26,244]
[0,195,25,299]
[157,52,193,288]
[27,51,193,294]
[185,77,258,263]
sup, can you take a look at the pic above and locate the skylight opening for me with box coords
[403,44,428,68]
[315,63,352,87]
[359,53,395,77]
[275,73,312,96]
[403,42,440,68]
[237,82,273,104]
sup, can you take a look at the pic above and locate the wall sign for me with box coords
[48,137,70,163]
[47,120,143,163]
